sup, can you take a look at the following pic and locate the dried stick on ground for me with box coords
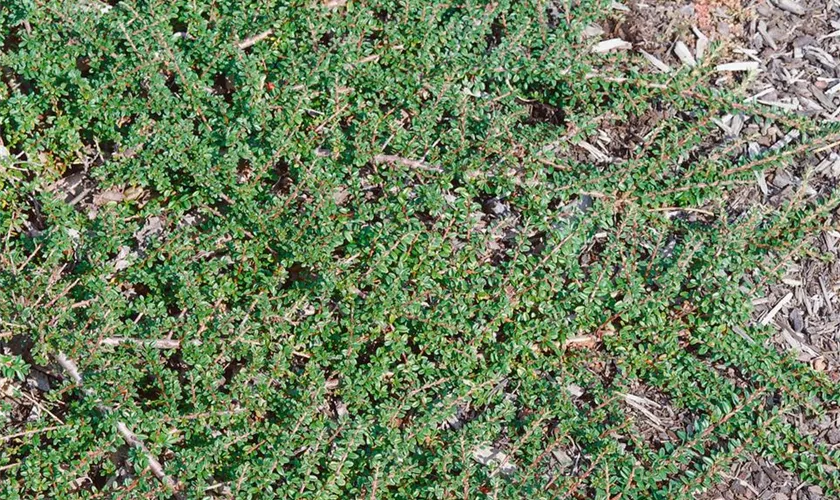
[55,352,179,491]
[372,154,443,172]
[99,337,199,349]
[236,30,273,50]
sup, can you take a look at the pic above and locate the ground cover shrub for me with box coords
[1,0,839,498]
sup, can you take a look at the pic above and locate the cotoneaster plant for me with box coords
[1,0,839,498]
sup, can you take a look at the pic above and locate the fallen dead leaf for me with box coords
[93,189,125,206]
[813,357,827,372]
[563,335,598,349]
[123,186,145,201]
[472,446,517,475]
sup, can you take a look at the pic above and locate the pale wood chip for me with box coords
[771,0,806,15]
[825,82,840,95]
[769,130,800,152]
[803,46,836,69]
[747,87,775,102]
[732,326,756,344]
[674,41,697,67]
[819,277,835,314]
[692,26,709,60]
[622,393,664,427]
[760,292,793,326]
[755,171,769,195]
[592,38,632,54]
[640,50,672,73]
[716,61,760,72]
[779,324,819,360]
[757,22,777,50]
[576,140,610,163]
[756,99,800,111]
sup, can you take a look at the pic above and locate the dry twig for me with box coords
[372,154,443,172]
[99,337,197,349]
[236,29,273,50]
[55,352,179,491]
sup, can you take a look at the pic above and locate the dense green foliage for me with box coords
[1,0,839,498]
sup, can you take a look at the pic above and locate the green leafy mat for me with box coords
[1,0,838,497]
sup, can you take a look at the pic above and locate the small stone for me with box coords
[566,384,584,398]
[826,428,840,445]
[789,309,804,332]
[582,24,604,39]
[482,198,508,217]
[551,449,574,470]
[27,371,51,392]
[472,446,517,475]
[334,399,349,418]
[576,194,593,213]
